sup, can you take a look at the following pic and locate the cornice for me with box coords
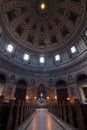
[0,51,87,78]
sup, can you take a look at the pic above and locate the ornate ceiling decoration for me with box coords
[0,0,86,53]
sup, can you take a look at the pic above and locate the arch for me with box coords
[74,71,87,82]
[17,79,27,87]
[0,70,9,82]
[0,73,7,97]
[16,77,28,86]
[56,80,66,87]
[0,73,6,83]
[76,74,87,83]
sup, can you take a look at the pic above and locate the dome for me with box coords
[0,0,87,76]
[0,0,86,53]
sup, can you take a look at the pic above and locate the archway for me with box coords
[56,80,68,102]
[0,73,6,96]
[15,80,27,101]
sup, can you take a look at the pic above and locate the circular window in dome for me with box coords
[40,2,46,10]
[33,0,54,18]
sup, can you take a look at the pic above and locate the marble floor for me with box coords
[26,109,64,130]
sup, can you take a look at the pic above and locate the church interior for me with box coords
[0,0,87,130]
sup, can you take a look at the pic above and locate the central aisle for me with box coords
[27,109,63,130]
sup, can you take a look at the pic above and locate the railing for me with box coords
[47,102,87,130]
[0,101,36,130]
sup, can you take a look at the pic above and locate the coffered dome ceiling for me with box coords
[0,0,86,53]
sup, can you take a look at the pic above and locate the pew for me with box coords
[0,101,36,130]
[48,102,87,130]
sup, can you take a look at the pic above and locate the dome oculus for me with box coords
[40,2,46,10]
